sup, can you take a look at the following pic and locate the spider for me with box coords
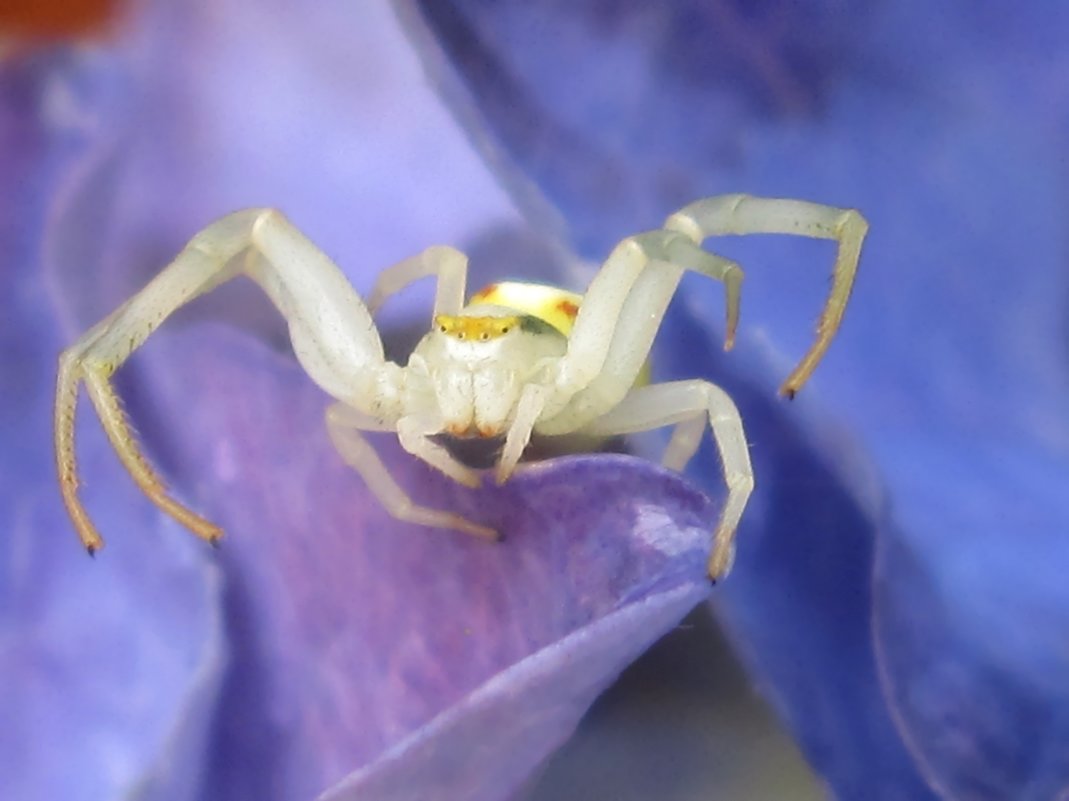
[54,194,866,580]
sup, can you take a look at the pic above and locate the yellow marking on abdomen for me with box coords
[470,282,582,335]
[469,281,650,386]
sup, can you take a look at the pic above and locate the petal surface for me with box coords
[0,50,223,801]
[135,327,718,800]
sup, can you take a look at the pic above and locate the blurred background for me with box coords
[3,2,1067,799]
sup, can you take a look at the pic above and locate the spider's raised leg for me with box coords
[581,380,754,580]
[325,404,497,541]
[537,229,736,434]
[56,209,393,553]
[539,194,866,437]
[366,245,469,317]
[666,194,867,397]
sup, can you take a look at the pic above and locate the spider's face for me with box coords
[410,309,567,438]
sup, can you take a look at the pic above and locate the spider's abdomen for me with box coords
[469,281,581,336]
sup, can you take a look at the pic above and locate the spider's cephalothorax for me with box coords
[407,307,567,439]
[55,195,867,579]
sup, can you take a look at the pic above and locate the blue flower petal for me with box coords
[657,307,933,796]
[404,0,1069,796]
[874,441,1069,800]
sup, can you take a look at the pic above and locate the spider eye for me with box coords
[438,324,447,333]
[457,332,466,340]
[501,326,511,334]
[479,332,489,341]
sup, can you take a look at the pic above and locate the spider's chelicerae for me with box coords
[55,195,866,580]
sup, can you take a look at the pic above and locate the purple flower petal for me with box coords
[128,326,718,799]
[323,582,703,801]
[0,51,223,801]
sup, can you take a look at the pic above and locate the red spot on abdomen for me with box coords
[556,299,579,319]
[471,283,499,302]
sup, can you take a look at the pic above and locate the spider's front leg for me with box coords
[56,209,392,553]
[535,226,737,433]
[665,194,868,397]
[325,403,497,541]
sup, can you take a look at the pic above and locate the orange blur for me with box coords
[0,0,123,40]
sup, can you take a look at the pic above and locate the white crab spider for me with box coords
[54,194,866,580]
